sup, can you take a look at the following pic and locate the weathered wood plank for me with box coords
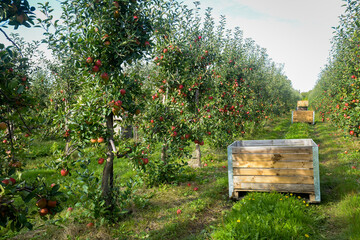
[233,168,314,176]
[232,153,313,161]
[233,161,313,169]
[297,100,309,107]
[233,175,314,184]
[234,183,315,193]
[232,146,313,154]
[292,111,314,123]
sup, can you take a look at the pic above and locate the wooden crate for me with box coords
[227,139,320,203]
[292,111,315,124]
[297,100,309,108]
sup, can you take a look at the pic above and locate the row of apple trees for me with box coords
[309,0,360,137]
[1,0,300,231]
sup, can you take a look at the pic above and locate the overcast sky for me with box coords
[0,0,345,92]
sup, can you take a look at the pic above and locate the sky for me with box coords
[0,0,345,92]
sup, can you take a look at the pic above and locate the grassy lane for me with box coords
[4,115,360,240]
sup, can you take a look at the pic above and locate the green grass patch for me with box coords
[285,122,311,139]
[211,192,320,240]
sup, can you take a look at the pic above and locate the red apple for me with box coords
[120,89,126,95]
[92,65,100,73]
[222,165,226,168]
[90,138,97,143]
[98,158,105,164]
[179,85,184,90]
[51,183,56,188]
[204,163,208,167]
[67,207,73,212]
[163,48,168,53]
[193,187,198,191]
[351,166,356,169]
[97,137,105,143]
[95,59,102,67]
[185,134,190,139]
[150,120,154,124]
[61,169,69,176]
[86,57,93,64]
[25,133,30,137]
[159,116,164,121]
[3,139,7,144]
[208,96,213,100]
[142,158,149,165]
[101,72,109,81]
[9,178,16,185]
[350,130,354,135]
[187,183,191,186]
[47,200,57,208]
[176,209,182,214]
[1,179,9,185]
[39,208,49,216]
[87,222,94,228]
[36,198,48,209]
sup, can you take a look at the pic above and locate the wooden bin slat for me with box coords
[292,111,315,124]
[234,183,315,193]
[228,139,320,203]
[232,146,313,154]
[233,175,314,184]
[233,161,313,169]
[232,153,313,161]
[233,168,314,176]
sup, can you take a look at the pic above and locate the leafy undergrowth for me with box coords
[211,192,320,240]
[3,115,360,239]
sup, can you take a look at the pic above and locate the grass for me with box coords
[211,192,320,240]
[2,115,360,239]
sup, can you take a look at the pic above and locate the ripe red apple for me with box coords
[350,130,354,135]
[25,133,30,137]
[351,166,356,169]
[187,183,191,186]
[47,200,57,208]
[200,141,204,146]
[133,16,138,20]
[51,183,56,188]
[86,57,93,64]
[172,131,177,137]
[150,120,154,124]
[1,179,9,185]
[67,207,73,212]
[36,198,48,209]
[61,169,69,176]
[87,222,94,228]
[185,134,190,139]
[159,116,164,121]
[204,163,208,167]
[92,65,100,73]
[97,137,105,143]
[104,40,111,46]
[120,89,126,95]
[3,139,7,144]
[179,85,184,90]
[142,158,149,165]
[176,209,182,214]
[95,59,102,67]
[39,208,49,216]
[9,178,16,185]
[98,158,105,164]
[193,187,198,191]
[163,48,168,53]
[101,72,109,81]
[90,138,97,143]
[222,165,226,168]
[208,96,213,100]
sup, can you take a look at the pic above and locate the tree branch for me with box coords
[0,28,23,56]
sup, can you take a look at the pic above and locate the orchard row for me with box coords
[0,0,300,231]
[309,0,360,137]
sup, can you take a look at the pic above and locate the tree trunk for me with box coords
[101,112,115,205]
[161,142,168,164]
[195,143,201,167]
[195,89,202,167]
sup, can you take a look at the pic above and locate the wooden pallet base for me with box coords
[233,190,320,203]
